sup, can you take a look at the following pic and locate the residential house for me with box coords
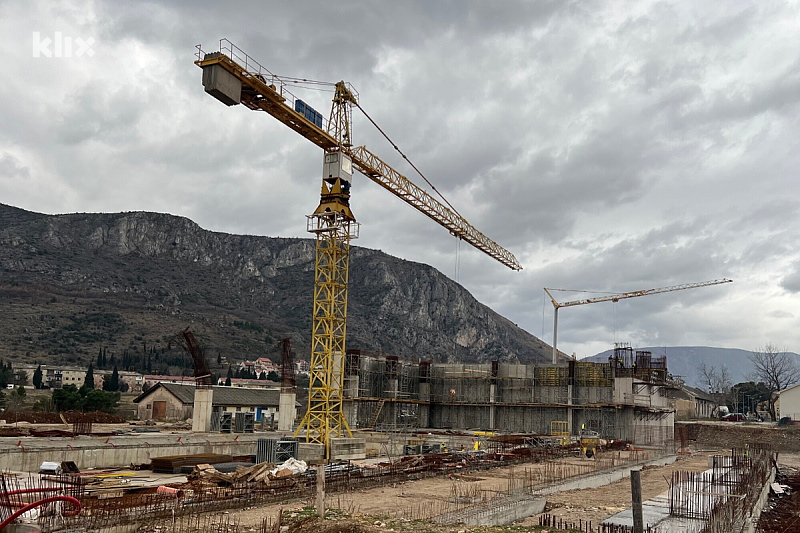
[44,367,87,389]
[254,357,276,375]
[94,370,145,392]
[295,360,310,375]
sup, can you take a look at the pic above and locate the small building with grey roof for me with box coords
[133,382,282,422]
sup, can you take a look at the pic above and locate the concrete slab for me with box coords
[330,437,366,460]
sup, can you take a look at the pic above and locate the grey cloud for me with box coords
[782,265,800,294]
[3,1,800,356]
[0,153,30,180]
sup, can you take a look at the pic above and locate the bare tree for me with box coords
[698,362,733,415]
[748,344,800,421]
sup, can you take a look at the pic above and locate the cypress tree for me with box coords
[83,363,95,390]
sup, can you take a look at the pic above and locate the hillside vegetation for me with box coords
[0,204,551,371]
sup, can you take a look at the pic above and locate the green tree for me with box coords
[103,366,120,391]
[267,371,280,382]
[97,349,103,369]
[259,371,267,381]
[53,385,82,411]
[225,377,232,387]
[82,363,95,391]
[33,365,43,389]
[33,396,55,413]
[82,389,120,413]
[0,390,6,410]
[730,381,770,416]
[0,361,14,388]
[8,386,26,412]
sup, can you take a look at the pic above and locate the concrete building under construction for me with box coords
[343,345,674,447]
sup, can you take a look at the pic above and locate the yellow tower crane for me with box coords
[195,40,521,454]
[543,278,733,364]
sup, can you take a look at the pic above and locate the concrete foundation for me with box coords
[330,437,366,460]
[0,432,328,473]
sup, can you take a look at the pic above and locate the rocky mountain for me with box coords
[0,203,551,371]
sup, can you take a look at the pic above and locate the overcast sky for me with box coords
[2,1,799,358]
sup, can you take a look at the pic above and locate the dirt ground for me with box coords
[519,452,712,527]
[230,449,715,530]
[677,421,800,453]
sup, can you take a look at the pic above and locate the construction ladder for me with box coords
[368,399,385,428]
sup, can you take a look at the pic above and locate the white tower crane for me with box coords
[543,279,733,364]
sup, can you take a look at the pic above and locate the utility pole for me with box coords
[631,467,643,533]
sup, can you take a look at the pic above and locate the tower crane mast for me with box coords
[195,40,521,454]
[543,278,733,364]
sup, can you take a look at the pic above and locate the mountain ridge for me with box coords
[0,203,551,371]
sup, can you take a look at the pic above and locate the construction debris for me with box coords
[189,458,309,486]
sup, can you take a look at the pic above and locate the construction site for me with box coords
[1,39,795,533]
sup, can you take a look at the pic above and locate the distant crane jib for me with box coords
[547,279,733,308]
[543,278,733,364]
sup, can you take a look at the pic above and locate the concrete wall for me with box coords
[674,398,696,420]
[0,432,332,473]
[778,384,800,420]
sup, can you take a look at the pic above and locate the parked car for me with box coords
[723,413,746,422]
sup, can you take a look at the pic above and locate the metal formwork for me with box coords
[220,412,232,433]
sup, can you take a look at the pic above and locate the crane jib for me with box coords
[195,49,522,271]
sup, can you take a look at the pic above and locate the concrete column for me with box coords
[489,383,497,429]
[316,462,326,517]
[278,391,297,431]
[567,384,573,435]
[418,383,430,428]
[631,468,643,533]
[343,375,359,428]
[192,387,213,433]
[387,378,398,427]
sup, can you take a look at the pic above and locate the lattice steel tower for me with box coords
[296,82,359,447]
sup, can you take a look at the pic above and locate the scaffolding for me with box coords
[341,352,672,445]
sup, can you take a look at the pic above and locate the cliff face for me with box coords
[0,203,550,367]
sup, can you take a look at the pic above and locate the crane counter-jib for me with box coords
[195,47,522,272]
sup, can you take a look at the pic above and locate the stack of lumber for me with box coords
[151,453,233,473]
[189,462,277,485]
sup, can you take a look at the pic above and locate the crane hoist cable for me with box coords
[352,99,468,223]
